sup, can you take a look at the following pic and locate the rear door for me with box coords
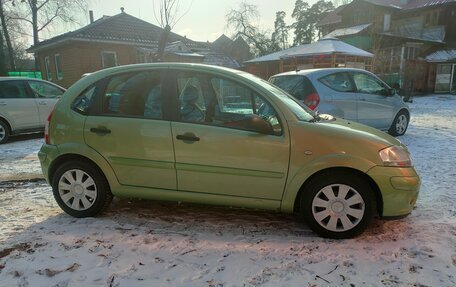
[351,71,395,129]
[171,71,290,200]
[0,80,40,131]
[83,70,177,190]
[27,80,65,125]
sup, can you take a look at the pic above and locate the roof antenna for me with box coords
[120,7,125,13]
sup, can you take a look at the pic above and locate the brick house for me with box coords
[27,11,247,88]
[318,0,456,93]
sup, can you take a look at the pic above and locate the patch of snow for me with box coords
[0,95,455,286]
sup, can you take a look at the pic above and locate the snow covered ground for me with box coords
[0,95,455,287]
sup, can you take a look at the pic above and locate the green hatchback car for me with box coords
[38,63,420,239]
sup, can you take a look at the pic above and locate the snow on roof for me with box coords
[245,38,373,64]
[324,23,372,38]
[425,49,456,62]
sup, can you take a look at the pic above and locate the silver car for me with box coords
[0,77,65,144]
[269,68,410,136]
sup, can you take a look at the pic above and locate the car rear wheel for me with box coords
[389,110,409,136]
[0,120,10,144]
[52,161,113,217]
[300,171,376,239]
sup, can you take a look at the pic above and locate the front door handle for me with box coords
[0,102,6,106]
[38,101,47,105]
[176,133,200,142]
[90,127,111,135]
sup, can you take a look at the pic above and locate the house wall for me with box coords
[36,42,138,88]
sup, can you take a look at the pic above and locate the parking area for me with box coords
[0,95,455,286]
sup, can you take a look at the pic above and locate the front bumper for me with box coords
[367,166,420,217]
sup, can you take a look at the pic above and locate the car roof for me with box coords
[271,68,371,78]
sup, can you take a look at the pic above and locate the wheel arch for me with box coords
[291,167,383,216]
[0,116,12,132]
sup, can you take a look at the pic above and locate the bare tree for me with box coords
[152,0,191,61]
[226,1,271,56]
[9,0,87,46]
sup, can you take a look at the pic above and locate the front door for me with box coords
[352,71,395,129]
[171,71,289,200]
[27,80,64,125]
[84,70,177,190]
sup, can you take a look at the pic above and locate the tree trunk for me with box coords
[156,24,171,62]
[0,0,16,71]
[0,29,7,76]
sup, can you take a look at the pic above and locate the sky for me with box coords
[82,0,320,42]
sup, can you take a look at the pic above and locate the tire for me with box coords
[389,110,409,136]
[52,161,113,218]
[300,171,376,239]
[0,120,10,144]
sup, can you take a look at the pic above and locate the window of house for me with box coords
[54,54,63,80]
[425,10,440,26]
[102,51,118,68]
[44,56,52,81]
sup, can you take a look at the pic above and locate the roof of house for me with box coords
[27,12,194,53]
[324,23,372,38]
[245,38,373,64]
[425,49,456,62]
[317,4,347,27]
[319,0,456,27]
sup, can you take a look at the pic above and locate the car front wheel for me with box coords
[389,110,409,136]
[300,172,376,239]
[52,161,113,217]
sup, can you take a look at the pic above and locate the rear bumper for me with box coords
[367,166,420,217]
[37,144,59,184]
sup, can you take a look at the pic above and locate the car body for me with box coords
[38,63,420,239]
[269,68,410,136]
[0,77,65,144]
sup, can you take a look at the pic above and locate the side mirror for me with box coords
[388,88,396,96]
[225,115,274,135]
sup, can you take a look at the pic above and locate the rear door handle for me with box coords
[176,133,200,142]
[90,127,111,135]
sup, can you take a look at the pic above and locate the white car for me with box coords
[269,68,410,136]
[0,77,65,144]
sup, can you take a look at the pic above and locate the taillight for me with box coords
[303,93,320,110]
[45,110,53,144]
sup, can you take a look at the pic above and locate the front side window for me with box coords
[319,72,354,92]
[44,56,52,81]
[28,81,64,98]
[352,72,388,95]
[102,51,117,68]
[177,72,281,135]
[0,81,32,99]
[102,71,162,119]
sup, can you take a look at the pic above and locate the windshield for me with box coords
[251,76,316,122]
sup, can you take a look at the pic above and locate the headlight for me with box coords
[379,146,412,167]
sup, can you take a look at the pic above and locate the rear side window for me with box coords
[0,81,32,99]
[102,71,162,119]
[270,75,315,100]
[319,72,354,92]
